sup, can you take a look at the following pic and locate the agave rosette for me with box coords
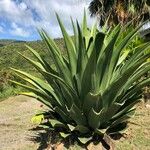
[11,12,150,143]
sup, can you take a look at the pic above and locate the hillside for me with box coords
[0,39,65,71]
[0,38,65,99]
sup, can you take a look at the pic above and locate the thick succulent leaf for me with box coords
[102,52,150,108]
[49,119,66,128]
[107,122,128,135]
[100,102,125,125]
[19,92,53,108]
[123,62,150,91]
[25,44,58,75]
[95,128,107,135]
[9,80,58,106]
[83,92,102,115]
[112,100,140,120]
[40,30,73,87]
[99,26,121,90]
[78,137,92,144]
[121,77,150,103]
[122,43,150,71]
[109,109,135,129]
[67,124,75,131]
[76,21,87,77]
[10,68,64,106]
[68,104,87,126]
[56,14,77,76]
[80,56,95,99]
[54,106,71,123]
[112,23,145,69]
[94,32,105,61]
[74,125,90,134]
[71,17,78,51]
[82,10,91,49]
[90,21,98,37]
[88,108,105,129]
[60,132,70,138]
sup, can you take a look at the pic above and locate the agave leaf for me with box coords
[74,125,90,134]
[49,119,65,128]
[90,21,97,37]
[10,68,65,106]
[123,62,150,91]
[14,53,77,99]
[95,128,107,135]
[26,44,59,75]
[109,109,135,129]
[40,30,73,87]
[68,104,87,126]
[121,77,150,103]
[78,137,92,144]
[102,53,150,108]
[112,100,140,120]
[99,25,121,91]
[88,108,105,129]
[55,106,71,123]
[83,92,102,115]
[82,9,91,49]
[19,92,53,108]
[9,80,58,106]
[100,102,125,125]
[67,124,75,131]
[122,43,150,71]
[71,17,78,51]
[80,43,96,99]
[76,21,87,77]
[94,32,105,61]
[60,132,70,138]
[56,13,77,76]
[111,22,146,73]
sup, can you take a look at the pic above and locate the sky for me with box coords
[0,0,94,41]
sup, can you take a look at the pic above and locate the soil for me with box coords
[0,95,43,150]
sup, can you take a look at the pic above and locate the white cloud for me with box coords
[0,26,4,33]
[0,0,95,38]
[9,23,30,37]
[0,0,35,26]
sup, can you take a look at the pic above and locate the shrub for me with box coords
[11,13,150,145]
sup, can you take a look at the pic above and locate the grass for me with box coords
[115,102,150,150]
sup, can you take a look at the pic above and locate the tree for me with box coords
[89,0,150,27]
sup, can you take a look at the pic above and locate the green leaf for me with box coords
[78,137,92,144]
[56,14,77,77]
[68,104,87,126]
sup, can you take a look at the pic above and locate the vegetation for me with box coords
[89,0,150,26]
[0,39,65,99]
[11,12,150,148]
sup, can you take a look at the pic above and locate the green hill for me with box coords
[0,38,65,99]
[0,38,65,71]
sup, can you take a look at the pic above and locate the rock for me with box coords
[146,104,150,109]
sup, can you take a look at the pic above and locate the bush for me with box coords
[0,70,23,100]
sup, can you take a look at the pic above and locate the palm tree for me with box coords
[89,0,150,27]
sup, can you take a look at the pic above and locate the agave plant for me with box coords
[11,12,150,144]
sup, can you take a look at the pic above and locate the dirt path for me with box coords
[0,95,44,150]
